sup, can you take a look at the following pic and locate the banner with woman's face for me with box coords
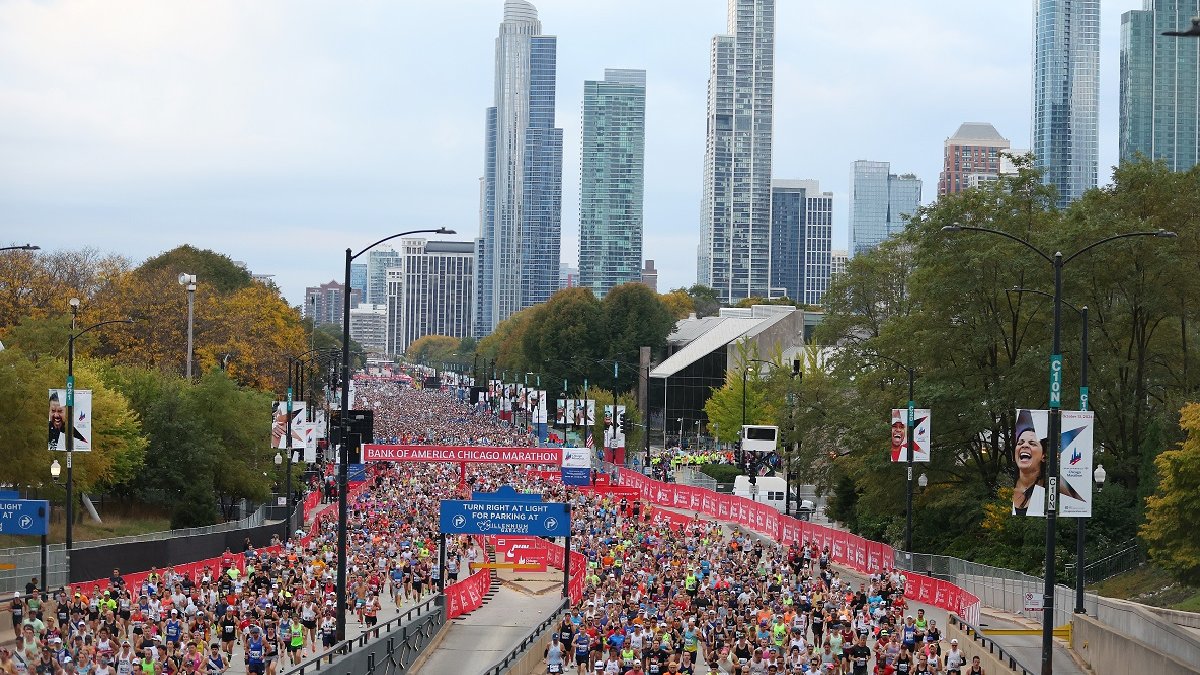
[48,389,92,452]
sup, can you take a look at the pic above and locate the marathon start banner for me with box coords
[361,444,563,465]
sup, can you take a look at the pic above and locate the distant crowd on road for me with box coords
[353,381,536,447]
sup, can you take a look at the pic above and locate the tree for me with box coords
[703,342,788,443]
[0,350,146,496]
[660,289,695,319]
[0,248,129,336]
[187,370,273,518]
[407,335,464,365]
[522,288,606,391]
[136,245,253,295]
[687,284,722,318]
[601,283,675,391]
[1142,402,1200,585]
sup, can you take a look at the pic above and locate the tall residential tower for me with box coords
[769,180,833,305]
[938,123,1012,196]
[698,0,776,302]
[1120,1,1200,171]
[1032,0,1100,207]
[476,0,563,336]
[578,69,647,298]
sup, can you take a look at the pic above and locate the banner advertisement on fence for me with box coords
[48,388,91,452]
[890,408,931,462]
[493,536,549,572]
[617,466,981,626]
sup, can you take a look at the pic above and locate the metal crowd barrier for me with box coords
[481,598,571,675]
[949,615,1037,675]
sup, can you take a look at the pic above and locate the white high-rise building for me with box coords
[697,0,775,302]
[386,239,476,355]
[349,304,388,355]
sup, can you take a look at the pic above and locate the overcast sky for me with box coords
[0,0,1141,306]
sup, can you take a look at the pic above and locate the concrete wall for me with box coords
[1072,612,1199,675]
[1146,605,1200,631]
[947,620,1031,674]
[1088,595,1200,667]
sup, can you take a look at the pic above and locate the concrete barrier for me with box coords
[1144,604,1200,631]
[1072,612,1199,675]
[1088,595,1200,667]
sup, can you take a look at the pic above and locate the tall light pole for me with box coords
[1011,286,1093,613]
[178,274,197,381]
[336,227,452,641]
[64,299,134,568]
[943,224,1176,675]
[866,353,917,553]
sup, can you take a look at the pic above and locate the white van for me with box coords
[732,475,816,515]
[732,475,787,511]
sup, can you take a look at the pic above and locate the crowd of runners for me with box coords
[4,386,983,675]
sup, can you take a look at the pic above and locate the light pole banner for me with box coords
[271,401,306,450]
[604,405,627,449]
[555,398,568,425]
[1059,410,1095,518]
[531,391,548,424]
[1012,408,1050,517]
[48,389,91,452]
[572,400,594,428]
[889,408,930,462]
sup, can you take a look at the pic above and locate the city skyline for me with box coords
[0,1,1147,308]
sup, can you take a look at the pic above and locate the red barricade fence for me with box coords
[618,469,981,625]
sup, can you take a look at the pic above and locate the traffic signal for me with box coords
[619,414,630,435]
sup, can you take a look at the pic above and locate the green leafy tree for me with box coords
[523,288,606,392]
[601,283,675,391]
[687,284,722,318]
[1142,402,1200,585]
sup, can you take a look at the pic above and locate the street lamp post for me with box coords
[864,352,917,552]
[64,300,134,569]
[178,274,197,381]
[1010,286,1092,613]
[336,227,452,641]
[943,224,1176,675]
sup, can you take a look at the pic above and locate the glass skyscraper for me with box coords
[578,69,646,299]
[350,263,368,302]
[476,0,563,336]
[1120,1,1200,171]
[848,160,921,257]
[1032,0,1100,208]
[698,0,775,302]
[769,180,833,306]
[366,248,400,306]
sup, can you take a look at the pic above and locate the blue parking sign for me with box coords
[0,499,49,536]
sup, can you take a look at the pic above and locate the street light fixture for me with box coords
[62,300,135,571]
[942,223,1176,675]
[178,274,197,381]
[50,460,61,481]
[0,244,39,252]
[336,227,453,640]
[917,473,928,489]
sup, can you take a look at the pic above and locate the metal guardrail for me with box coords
[949,615,1037,675]
[1082,538,1145,584]
[482,598,570,675]
[278,594,445,675]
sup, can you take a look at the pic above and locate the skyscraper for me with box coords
[476,0,563,336]
[1120,1,1200,171]
[304,281,360,329]
[848,161,921,257]
[769,180,833,305]
[350,263,368,300]
[578,69,647,299]
[698,0,776,302]
[386,239,476,355]
[1032,0,1100,208]
[938,123,1012,196]
[366,248,400,305]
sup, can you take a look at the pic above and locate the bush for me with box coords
[700,464,741,484]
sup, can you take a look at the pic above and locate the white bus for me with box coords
[741,425,779,454]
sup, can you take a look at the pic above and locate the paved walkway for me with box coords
[414,580,565,674]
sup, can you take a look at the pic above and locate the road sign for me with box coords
[1049,354,1063,408]
[0,499,49,536]
[440,499,570,537]
[1023,591,1044,611]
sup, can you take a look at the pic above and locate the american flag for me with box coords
[585,434,593,449]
